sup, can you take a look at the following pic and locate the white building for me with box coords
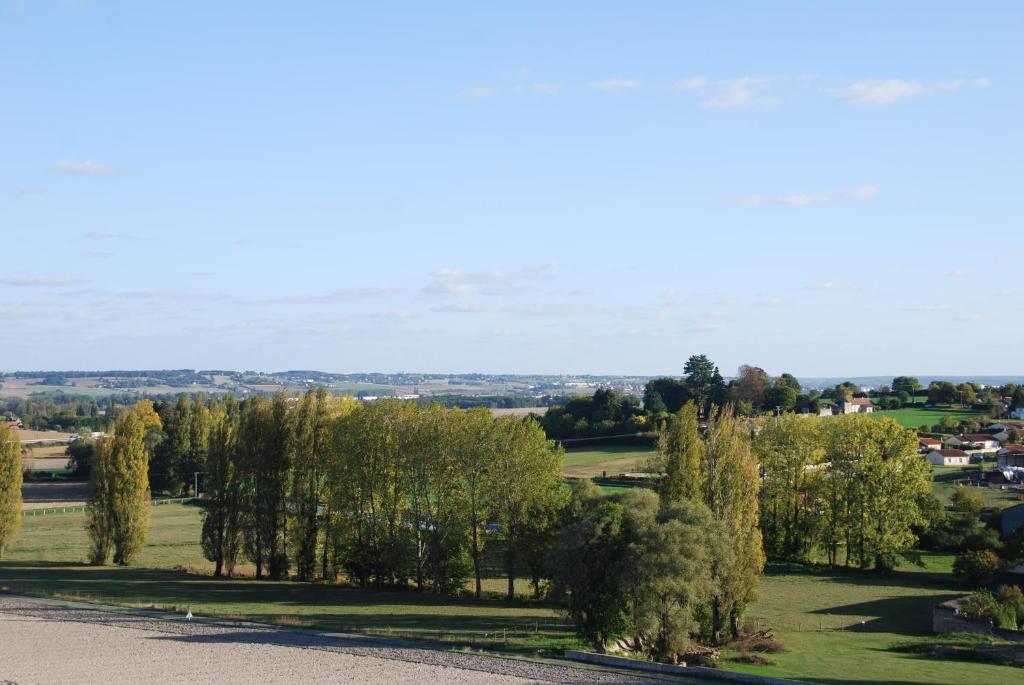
[927,449,970,467]
[841,398,875,414]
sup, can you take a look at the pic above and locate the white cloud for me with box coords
[83,230,140,241]
[946,269,968,278]
[83,250,113,258]
[671,76,706,91]
[532,82,561,94]
[753,297,784,307]
[53,160,120,175]
[829,77,988,105]
[594,78,640,92]
[422,263,557,296]
[702,76,779,108]
[461,85,498,98]
[736,185,878,207]
[0,275,87,287]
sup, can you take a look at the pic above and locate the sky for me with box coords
[1,2,1021,376]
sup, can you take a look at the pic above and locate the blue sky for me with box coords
[1,2,1021,376]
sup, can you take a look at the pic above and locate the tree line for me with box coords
[85,391,564,600]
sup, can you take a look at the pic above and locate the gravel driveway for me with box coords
[0,596,664,685]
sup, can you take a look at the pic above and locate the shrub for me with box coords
[953,549,1001,582]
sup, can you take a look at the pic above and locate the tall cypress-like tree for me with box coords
[652,402,704,506]
[701,407,764,643]
[0,426,22,558]
[88,401,162,565]
[201,396,244,577]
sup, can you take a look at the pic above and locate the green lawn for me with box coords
[869,407,982,430]
[931,465,1023,510]
[729,562,1023,685]
[0,504,576,652]
[3,502,1022,682]
[561,445,656,478]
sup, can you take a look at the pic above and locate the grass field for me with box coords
[561,445,656,478]
[2,503,1022,682]
[931,465,1023,509]
[869,407,982,430]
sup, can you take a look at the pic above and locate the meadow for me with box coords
[561,444,655,478]
[869,407,983,430]
[2,502,1022,683]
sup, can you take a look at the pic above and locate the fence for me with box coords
[22,497,196,517]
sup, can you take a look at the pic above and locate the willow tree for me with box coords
[88,401,162,565]
[702,407,764,643]
[0,426,22,558]
[651,402,704,506]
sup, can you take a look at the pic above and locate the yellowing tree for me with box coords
[0,426,22,558]
[87,401,162,565]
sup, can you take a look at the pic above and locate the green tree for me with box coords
[87,401,162,565]
[701,407,764,642]
[488,416,563,600]
[200,397,244,577]
[651,402,704,505]
[684,354,725,416]
[0,426,22,558]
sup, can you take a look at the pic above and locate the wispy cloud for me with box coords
[735,185,878,207]
[422,263,558,297]
[670,76,706,91]
[83,250,113,259]
[946,269,968,278]
[829,77,989,105]
[461,85,498,98]
[53,160,120,175]
[83,230,141,241]
[532,82,561,95]
[753,296,784,307]
[0,275,87,287]
[702,76,780,108]
[239,288,396,305]
[594,78,640,92]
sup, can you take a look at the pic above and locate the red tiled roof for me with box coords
[957,434,997,442]
[919,437,941,445]
[1000,444,1024,455]
[935,449,969,457]
[850,398,873,405]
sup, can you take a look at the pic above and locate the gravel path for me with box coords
[0,596,664,685]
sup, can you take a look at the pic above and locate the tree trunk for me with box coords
[472,519,483,599]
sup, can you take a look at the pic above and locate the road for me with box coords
[0,596,665,685]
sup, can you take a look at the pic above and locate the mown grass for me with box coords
[3,503,1023,682]
[931,465,1023,510]
[869,407,983,430]
[561,445,656,478]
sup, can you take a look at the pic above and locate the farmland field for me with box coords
[561,445,655,478]
[869,407,982,430]
[931,465,1023,509]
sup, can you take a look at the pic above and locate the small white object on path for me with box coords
[186,610,193,621]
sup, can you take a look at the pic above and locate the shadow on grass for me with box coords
[807,594,962,635]
[0,561,572,641]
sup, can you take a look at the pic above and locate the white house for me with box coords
[841,398,875,414]
[927,449,970,467]
[947,434,1001,450]
[918,437,942,453]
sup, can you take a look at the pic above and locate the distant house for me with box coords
[997,444,1024,469]
[1,415,21,430]
[1014,408,1024,420]
[818,405,834,417]
[947,434,1001,450]
[918,437,942,452]
[927,449,970,467]
[841,398,875,415]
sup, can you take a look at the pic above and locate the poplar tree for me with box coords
[201,396,244,577]
[0,426,22,558]
[88,401,162,565]
[755,414,826,560]
[701,407,764,643]
[652,402,704,506]
[488,416,563,600]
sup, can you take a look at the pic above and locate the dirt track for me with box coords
[0,596,661,685]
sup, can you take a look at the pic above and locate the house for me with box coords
[918,437,942,453]
[1,415,21,430]
[927,449,970,467]
[841,398,875,414]
[998,444,1024,469]
[818,405,834,417]
[946,434,1001,450]
[1014,408,1024,420]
